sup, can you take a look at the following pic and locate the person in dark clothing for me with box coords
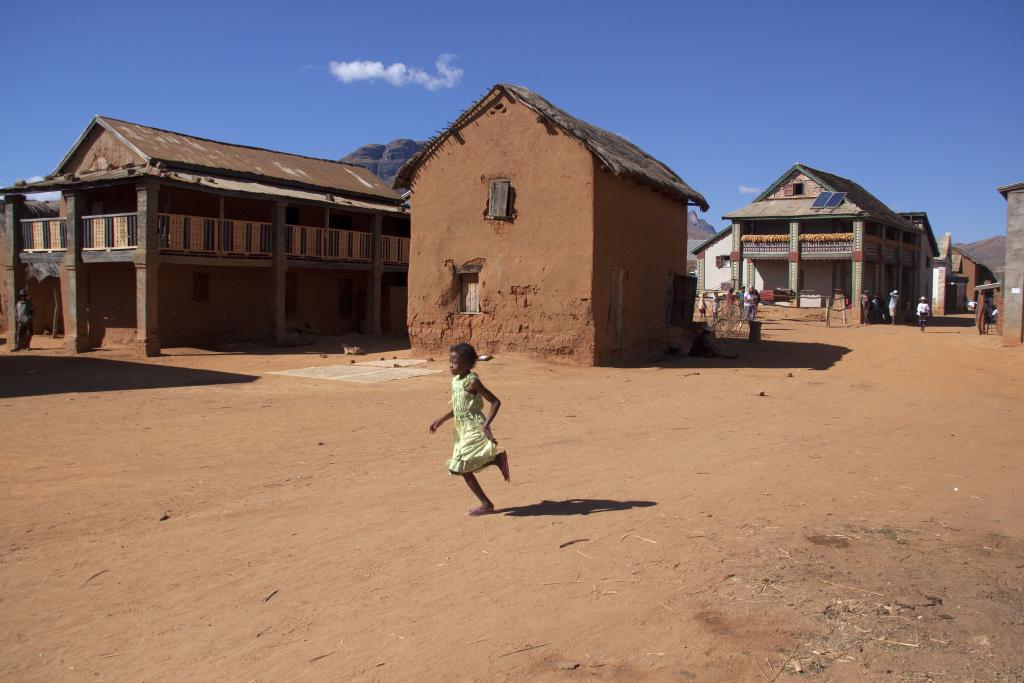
[13,288,34,351]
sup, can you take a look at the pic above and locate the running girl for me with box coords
[429,343,510,516]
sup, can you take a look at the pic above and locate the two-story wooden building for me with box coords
[692,164,938,318]
[2,116,410,355]
[394,84,708,365]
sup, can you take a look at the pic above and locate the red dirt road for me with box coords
[1,317,1022,681]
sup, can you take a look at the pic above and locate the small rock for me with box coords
[392,356,397,360]
[553,661,579,670]
[786,372,793,377]
[758,391,766,397]
[159,513,170,521]
[350,359,356,364]
[317,442,325,446]
[380,357,385,361]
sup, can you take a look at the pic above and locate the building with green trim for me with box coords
[691,164,939,319]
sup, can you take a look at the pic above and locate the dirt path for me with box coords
[1,317,1022,682]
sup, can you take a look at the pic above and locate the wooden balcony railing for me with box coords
[742,242,788,255]
[382,235,410,264]
[286,224,372,261]
[19,218,67,252]
[159,214,272,256]
[83,213,137,250]
[800,233,854,255]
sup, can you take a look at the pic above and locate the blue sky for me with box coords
[2,0,1021,242]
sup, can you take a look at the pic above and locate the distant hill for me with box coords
[955,235,1005,269]
[340,139,425,187]
[688,210,716,240]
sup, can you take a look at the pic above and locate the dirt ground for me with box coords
[1,315,1022,682]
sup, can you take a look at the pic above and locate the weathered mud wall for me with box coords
[86,263,137,347]
[158,264,271,347]
[406,91,597,362]
[592,165,688,363]
[63,127,145,175]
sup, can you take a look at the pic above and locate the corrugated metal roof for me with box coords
[724,197,865,220]
[57,116,402,203]
[728,164,918,233]
[2,167,408,215]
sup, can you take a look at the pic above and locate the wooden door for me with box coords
[610,268,624,350]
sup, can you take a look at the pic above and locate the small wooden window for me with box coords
[487,179,511,218]
[783,183,794,197]
[193,272,210,302]
[459,273,480,313]
[715,254,731,268]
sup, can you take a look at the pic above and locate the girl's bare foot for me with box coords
[495,451,510,482]
[467,504,495,517]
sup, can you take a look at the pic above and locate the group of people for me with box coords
[860,288,932,331]
[697,286,761,323]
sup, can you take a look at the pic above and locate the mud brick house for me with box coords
[2,116,410,355]
[997,181,1024,345]
[692,164,938,319]
[929,233,963,315]
[394,84,708,365]
[952,246,998,305]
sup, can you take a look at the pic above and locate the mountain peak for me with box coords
[340,139,426,186]
[687,210,716,240]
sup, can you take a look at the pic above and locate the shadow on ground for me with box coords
[499,499,657,517]
[0,354,257,399]
[621,338,851,371]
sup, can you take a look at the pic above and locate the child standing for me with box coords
[698,297,707,320]
[429,343,510,516]
[916,297,931,332]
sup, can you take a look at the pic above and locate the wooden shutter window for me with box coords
[459,273,480,313]
[783,183,795,197]
[488,180,510,218]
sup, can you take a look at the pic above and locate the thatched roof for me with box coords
[394,84,709,211]
[0,199,59,232]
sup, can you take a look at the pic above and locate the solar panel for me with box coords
[825,192,847,208]
[810,192,833,208]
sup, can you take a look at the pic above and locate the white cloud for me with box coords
[738,185,762,195]
[328,54,463,91]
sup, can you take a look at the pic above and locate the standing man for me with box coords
[888,289,900,325]
[860,290,870,325]
[13,289,34,351]
[742,287,755,321]
[916,296,931,333]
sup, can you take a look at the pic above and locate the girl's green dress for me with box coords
[447,371,498,474]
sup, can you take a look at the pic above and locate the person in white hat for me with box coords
[888,289,900,325]
[915,297,931,332]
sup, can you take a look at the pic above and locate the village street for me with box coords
[1,317,1022,682]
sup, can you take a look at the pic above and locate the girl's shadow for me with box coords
[498,499,656,517]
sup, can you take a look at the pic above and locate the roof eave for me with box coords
[997,181,1024,198]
